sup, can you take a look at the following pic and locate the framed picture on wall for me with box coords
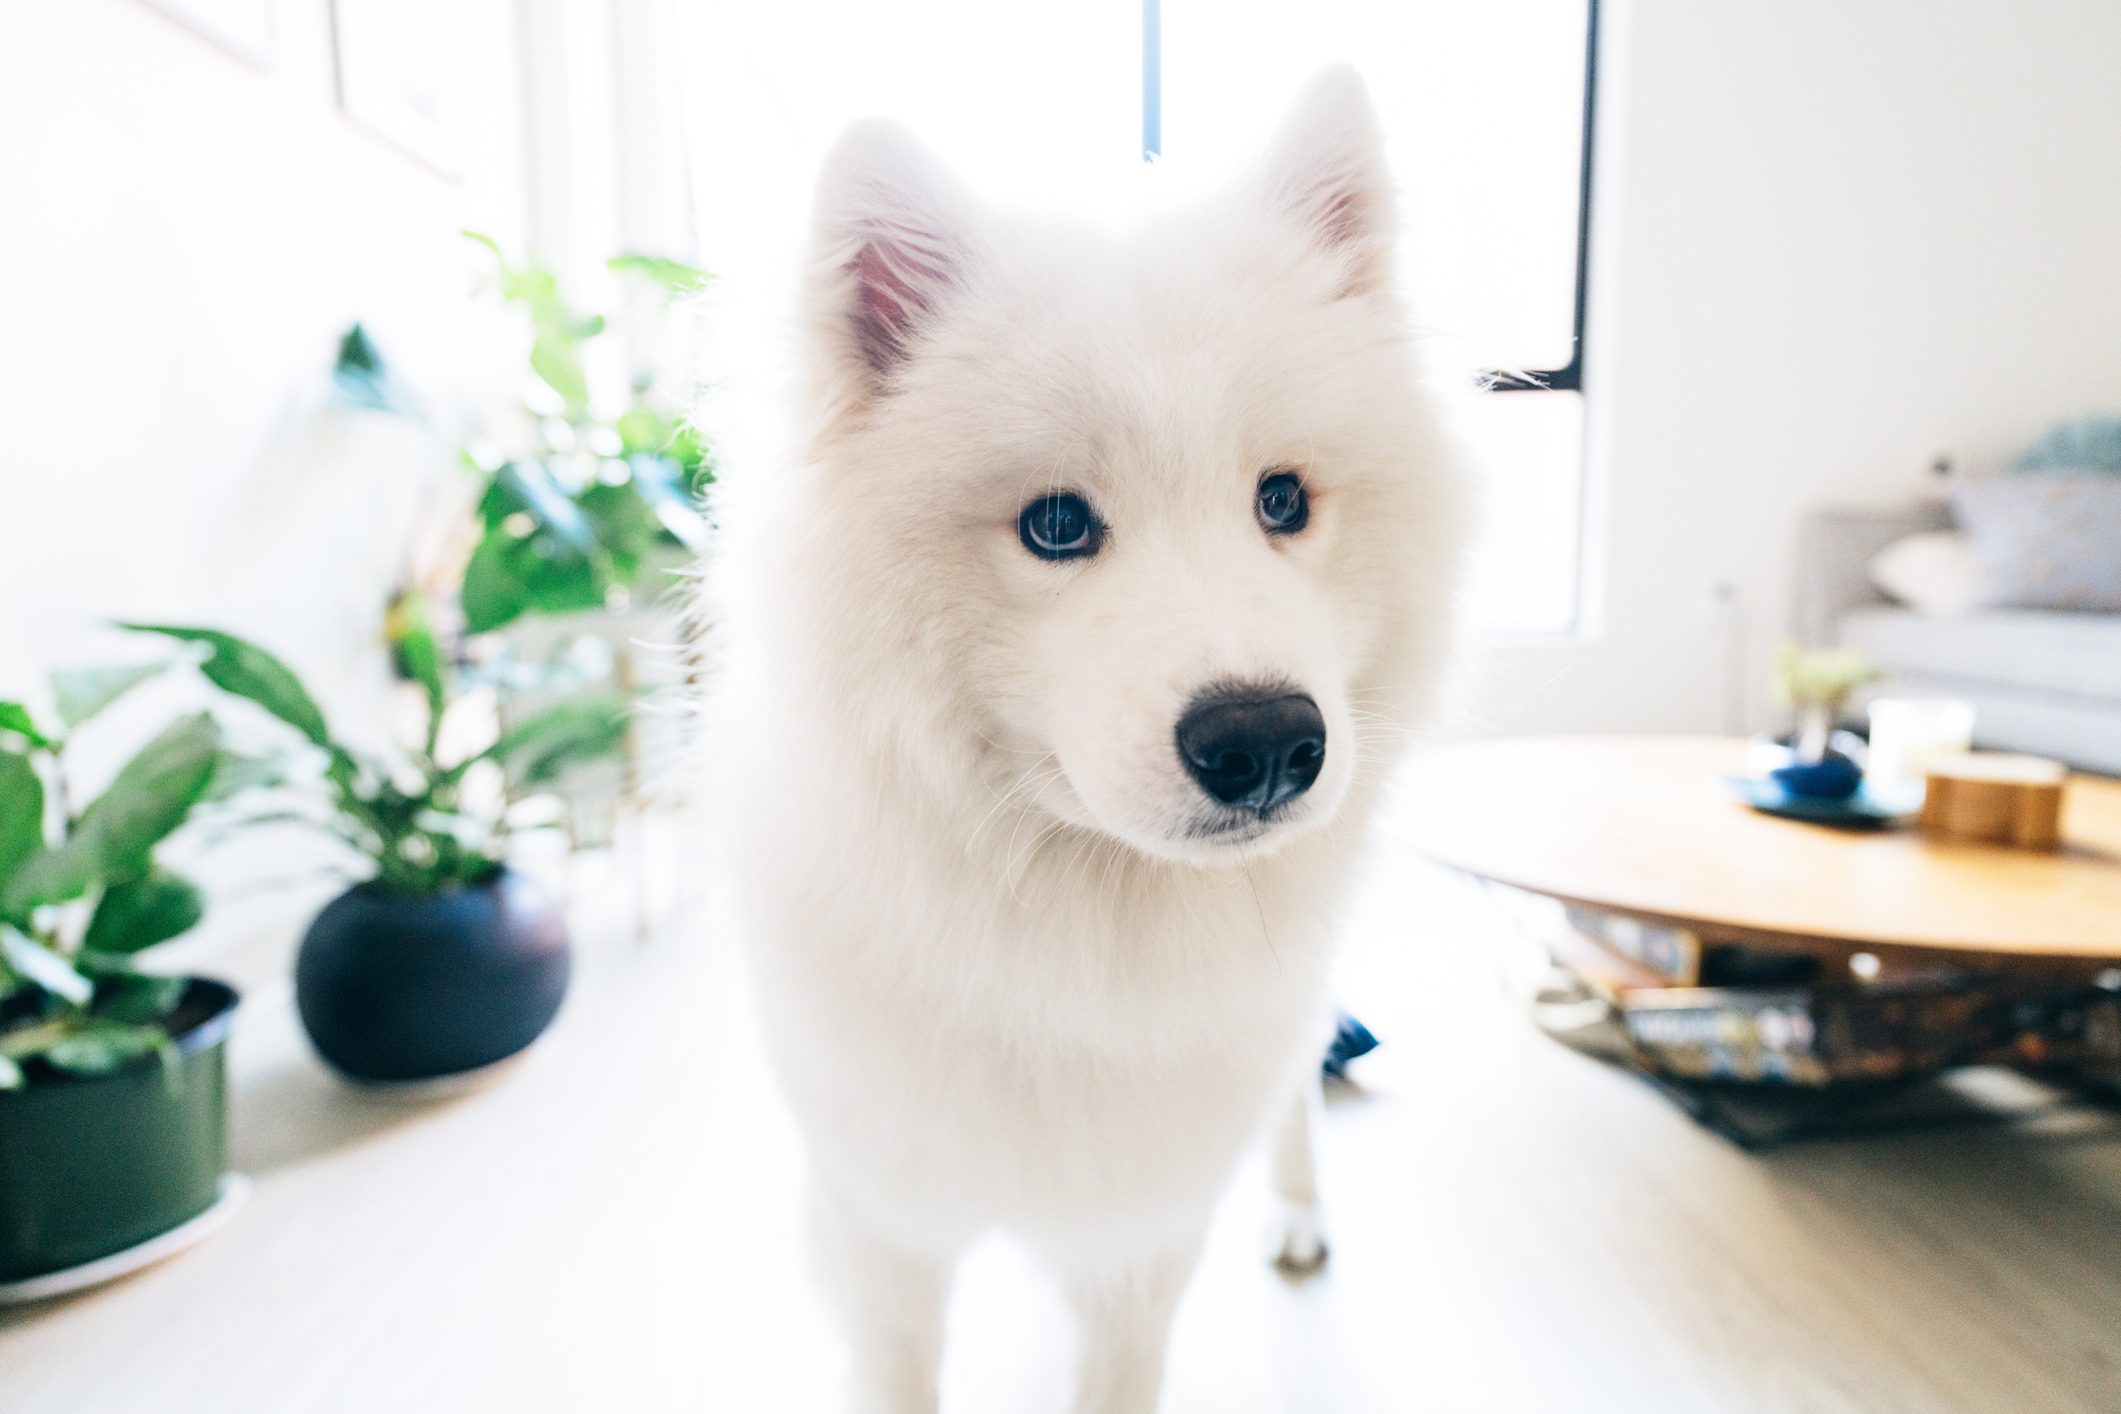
[139,0,276,67]
[329,0,464,176]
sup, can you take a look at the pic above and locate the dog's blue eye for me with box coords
[1256,472,1309,535]
[1019,493,1100,560]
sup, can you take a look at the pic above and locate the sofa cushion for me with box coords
[2012,416,2121,473]
[1953,473,2121,611]
[1840,607,2121,704]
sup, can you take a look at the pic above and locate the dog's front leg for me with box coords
[1271,1071,1329,1275]
[1057,1231,1205,1414]
[809,1177,958,1414]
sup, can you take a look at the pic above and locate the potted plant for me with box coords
[334,243,713,836]
[1770,643,1878,799]
[0,672,242,1292]
[453,234,715,635]
[131,607,629,1085]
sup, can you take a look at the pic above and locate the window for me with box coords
[684,0,1597,632]
[1156,0,1597,634]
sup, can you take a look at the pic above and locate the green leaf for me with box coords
[671,423,715,495]
[43,1021,162,1078]
[332,323,411,413]
[0,749,45,883]
[479,462,595,546]
[4,841,97,917]
[475,694,630,788]
[71,713,221,883]
[518,545,609,619]
[625,455,711,550]
[90,970,189,1025]
[0,701,51,748]
[528,334,590,411]
[607,251,713,295]
[336,322,384,377]
[505,266,560,307]
[84,869,204,954]
[51,662,164,730]
[385,590,449,752]
[460,228,503,259]
[577,479,668,575]
[1,925,92,1006]
[204,747,316,803]
[10,710,232,916]
[460,533,535,634]
[459,490,608,633]
[616,407,714,497]
[614,405,673,458]
[0,705,224,910]
[0,1053,21,1090]
[126,625,331,748]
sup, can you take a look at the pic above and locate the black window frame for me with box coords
[1139,0,1600,395]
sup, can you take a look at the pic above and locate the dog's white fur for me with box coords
[718,67,1465,1414]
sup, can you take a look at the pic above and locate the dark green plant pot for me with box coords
[0,979,237,1283]
[296,868,571,1084]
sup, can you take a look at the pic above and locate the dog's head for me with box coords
[795,67,1462,868]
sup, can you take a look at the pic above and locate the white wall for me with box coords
[0,0,526,727]
[1469,0,2121,738]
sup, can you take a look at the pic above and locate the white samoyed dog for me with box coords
[718,64,1466,1414]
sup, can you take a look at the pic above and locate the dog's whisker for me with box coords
[965,757,1063,855]
[967,756,1061,831]
[1240,865,1281,975]
[1005,816,1074,904]
[994,771,1067,875]
[970,726,1062,757]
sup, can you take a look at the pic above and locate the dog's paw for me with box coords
[1271,1201,1330,1279]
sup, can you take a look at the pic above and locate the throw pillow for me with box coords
[1868,530,1984,616]
[1953,474,2121,611]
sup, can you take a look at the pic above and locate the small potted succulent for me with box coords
[1770,643,1878,799]
[133,606,628,1085]
[1,672,241,1291]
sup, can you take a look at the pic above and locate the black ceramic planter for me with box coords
[0,979,237,1283]
[295,867,571,1083]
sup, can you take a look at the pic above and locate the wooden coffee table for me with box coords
[1399,735,2121,973]
[1395,736,2121,1143]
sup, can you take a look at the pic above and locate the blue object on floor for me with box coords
[1323,1011,1379,1079]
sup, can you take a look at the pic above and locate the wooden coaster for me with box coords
[1919,752,2068,850]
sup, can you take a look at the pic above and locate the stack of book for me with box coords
[1543,903,2121,1086]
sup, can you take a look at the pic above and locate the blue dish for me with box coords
[1768,752,1862,800]
[1723,775,1918,828]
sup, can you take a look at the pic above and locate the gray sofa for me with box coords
[1796,502,2121,776]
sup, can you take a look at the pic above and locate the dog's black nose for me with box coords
[1175,689,1326,813]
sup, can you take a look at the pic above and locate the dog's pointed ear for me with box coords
[1258,65,1395,296]
[807,120,972,389]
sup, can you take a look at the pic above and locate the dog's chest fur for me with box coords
[734,771,1352,1246]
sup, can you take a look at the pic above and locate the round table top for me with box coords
[1397,735,2121,962]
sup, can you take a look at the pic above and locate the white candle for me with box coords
[1866,697,1976,795]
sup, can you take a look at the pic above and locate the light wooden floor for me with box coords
[4,820,2119,1413]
